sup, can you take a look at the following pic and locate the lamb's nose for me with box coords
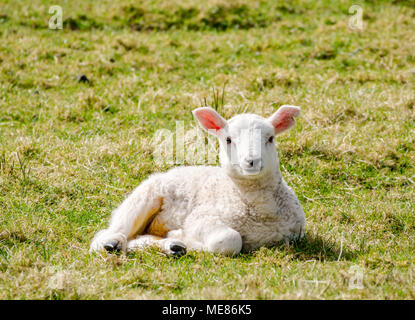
[244,158,261,168]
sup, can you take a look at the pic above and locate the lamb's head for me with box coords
[193,105,300,180]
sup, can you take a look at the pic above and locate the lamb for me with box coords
[90,105,305,256]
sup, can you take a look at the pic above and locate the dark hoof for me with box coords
[104,240,121,252]
[170,243,187,257]
[77,74,90,83]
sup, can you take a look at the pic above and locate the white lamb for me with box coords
[90,105,305,256]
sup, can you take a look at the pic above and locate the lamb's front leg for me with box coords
[205,225,243,255]
[90,177,162,252]
[185,222,243,256]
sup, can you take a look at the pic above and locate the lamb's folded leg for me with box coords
[90,176,163,252]
[184,221,243,256]
[203,225,242,256]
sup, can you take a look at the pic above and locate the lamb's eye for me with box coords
[226,137,232,144]
[268,136,274,143]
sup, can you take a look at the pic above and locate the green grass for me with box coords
[1,0,415,299]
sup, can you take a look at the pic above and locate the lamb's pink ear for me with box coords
[193,107,227,133]
[268,105,301,135]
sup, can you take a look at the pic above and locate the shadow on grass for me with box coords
[114,233,358,263]
[287,233,357,261]
[240,233,358,262]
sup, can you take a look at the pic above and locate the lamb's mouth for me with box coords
[240,166,263,176]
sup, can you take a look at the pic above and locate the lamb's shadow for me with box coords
[123,234,358,262]
[242,233,358,262]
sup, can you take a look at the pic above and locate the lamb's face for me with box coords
[218,114,276,179]
[193,105,301,180]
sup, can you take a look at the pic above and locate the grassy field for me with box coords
[1,0,415,299]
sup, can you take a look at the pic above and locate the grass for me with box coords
[0,0,415,299]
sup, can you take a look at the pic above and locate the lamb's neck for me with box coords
[231,169,283,197]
